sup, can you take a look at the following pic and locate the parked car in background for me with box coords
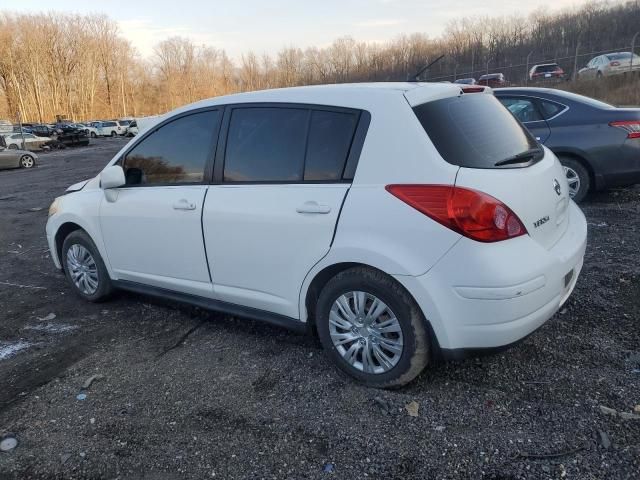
[47,82,586,387]
[3,133,53,151]
[529,63,565,81]
[95,120,124,137]
[0,119,14,135]
[54,125,90,147]
[495,87,640,202]
[478,73,507,87]
[0,144,37,169]
[81,123,100,138]
[578,52,640,79]
[125,120,138,137]
[453,78,477,85]
[31,124,58,138]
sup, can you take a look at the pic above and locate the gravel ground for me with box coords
[0,139,638,479]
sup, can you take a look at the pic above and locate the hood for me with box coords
[65,179,90,193]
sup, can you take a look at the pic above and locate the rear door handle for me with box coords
[296,201,331,214]
[173,199,196,211]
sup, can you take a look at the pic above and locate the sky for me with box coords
[4,0,593,59]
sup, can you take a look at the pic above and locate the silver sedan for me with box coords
[0,147,37,170]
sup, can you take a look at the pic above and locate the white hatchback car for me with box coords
[46,83,587,387]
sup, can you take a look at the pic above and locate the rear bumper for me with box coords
[395,201,587,351]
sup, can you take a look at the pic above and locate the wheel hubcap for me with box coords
[21,156,33,168]
[66,244,99,295]
[329,291,403,374]
[563,166,580,198]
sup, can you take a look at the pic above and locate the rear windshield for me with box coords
[536,64,559,72]
[413,93,540,169]
[606,52,633,60]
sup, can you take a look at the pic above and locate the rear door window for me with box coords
[498,98,543,123]
[413,93,540,169]
[223,106,360,182]
[224,107,308,182]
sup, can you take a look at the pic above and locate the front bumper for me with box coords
[46,221,62,270]
[395,201,587,352]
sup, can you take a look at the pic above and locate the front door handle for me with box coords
[296,201,331,214]
[173,199,196,211]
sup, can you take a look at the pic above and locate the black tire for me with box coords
[596,71,603,79]
[61,230,113,302]
[8,144,17,149]
[110,131,117,137]
[19,154,35,168]
[90,131,97,138]
[558,156,590,203]
[316,267,429,388]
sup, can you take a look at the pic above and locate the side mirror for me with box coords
[100,165,125,189]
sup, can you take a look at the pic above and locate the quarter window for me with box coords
[304,110,358,181]
[123,110,220,185]
[539,100,565,119]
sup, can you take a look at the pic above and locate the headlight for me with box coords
[48,196,63,217]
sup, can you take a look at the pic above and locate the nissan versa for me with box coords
[46,83,587,388]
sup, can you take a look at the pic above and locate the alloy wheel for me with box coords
[563,165,581,198]
[66,244,99,295]
[20,155,34,168]
[329,291,403,374]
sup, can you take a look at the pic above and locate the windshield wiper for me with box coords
[494,147,543,167]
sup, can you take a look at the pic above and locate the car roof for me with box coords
[532,63,559,67]
[170,82,463,114]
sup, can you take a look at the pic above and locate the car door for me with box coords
[203,104,366,319]
[498,96,551,143]
[0,149,18,169]
[99,108,222,297]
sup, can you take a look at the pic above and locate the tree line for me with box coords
[1,1,639,122]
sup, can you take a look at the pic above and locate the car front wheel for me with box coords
[62,230,113,302]
[20,154,35,168]
[316,267,429,388]
[559,156,590,202]
[111,131,117,137]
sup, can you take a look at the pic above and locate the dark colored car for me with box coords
[31,124,57,137]
[478,73,506,87]
[55,125,90,148]
[529,63,565,82]
[454,77,477,85]
[495,87,640,202]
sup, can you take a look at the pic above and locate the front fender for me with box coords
[45,190,112,277]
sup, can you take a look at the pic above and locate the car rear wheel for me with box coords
[316,267,429,388]
[20,155,35,168]
[559,156,590,203]
[90,132,97,138]
[8,144,17,149]
[62,230,112,302]
[110,131,117,137]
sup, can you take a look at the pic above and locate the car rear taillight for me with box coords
[461,86,485,93]
[610,120,640,139]
[610,61,621,66]
[386,185,527,242]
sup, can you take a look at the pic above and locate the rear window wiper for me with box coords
[494,147,544,167]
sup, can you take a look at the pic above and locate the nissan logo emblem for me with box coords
[553,179,562,196]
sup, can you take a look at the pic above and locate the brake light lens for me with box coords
[461,86,485,93]
[610,120,640,139]
[385,185,527,242]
